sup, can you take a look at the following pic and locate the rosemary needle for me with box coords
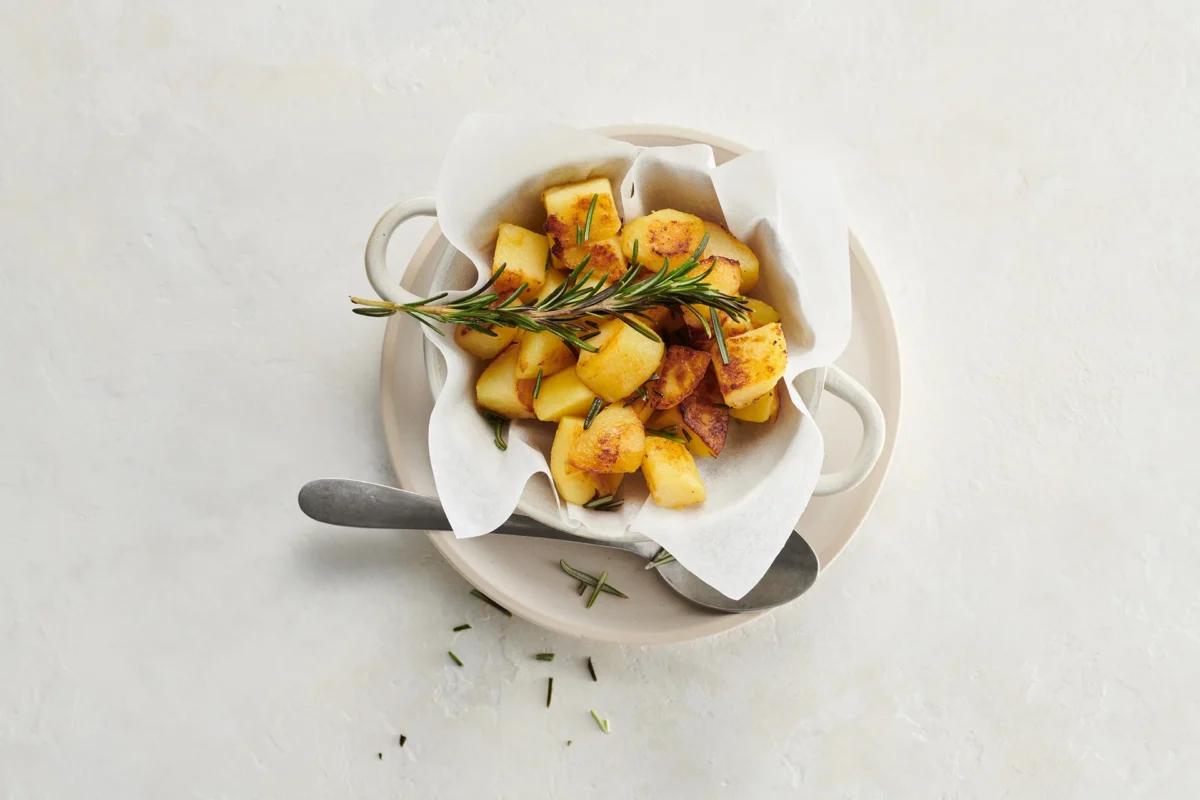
[470,588,512,616]
[399,735,407,747]
[533,367,543,399]
[452,623,471,631]
[587,656,597,682]
[534,652,555,662]
[645,426,687,444]
[590,709,611,734]
[447,650,464,667]
[586,570,608,608]
[546,677,554,708]
[645,549,677,570]
[711,306,730,365]
[583,397,603,429]
[486,414,507,451]
[559,560,629,598]
[576,193,599,244]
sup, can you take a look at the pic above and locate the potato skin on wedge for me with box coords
[647,345,710,409]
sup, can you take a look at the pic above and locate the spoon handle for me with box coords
[298,478,622,548]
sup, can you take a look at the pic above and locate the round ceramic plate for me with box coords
[377,127,902,645]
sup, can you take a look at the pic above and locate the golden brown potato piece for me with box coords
[710,322,788,408]
[681,256,743,332]
[575,319,665,402]
[620,209,706,272]
[533,366,598,422]
[701,220,760,292]
[551,237,627,282]
[515,331,574,379]
[679,393,729,456]
[641,437,705,508]
[492,223,547,301]
[647,406,712,459]
[550,417,614,505]
[543,177,621,247]
[475,343,536,419]
[454,324,517,360]
[742,297,781,328]
[730,382,782,423]
[647,345,710,409]
[567,406,645,474]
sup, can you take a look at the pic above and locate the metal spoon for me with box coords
[297,478,819,613]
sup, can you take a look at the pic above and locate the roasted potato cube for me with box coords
[681,256,742,332]
[568,406,645,473]
[743,297,781,328]
[516,331,574,379]
[710,322,788,408]
[701,221,760,292]
[492,223,547,301]
[730,382,782,423]
[455,323,517,360]
[550,417,612,505]
[680,393,730,456]
[543,177,621,246]
[576,319,665,402]
[552,237,627,282]
[533,366,598,422]
[647,345,710,409]
[620,209,706,272]
[641,438,705,509]
[475,343,535,419]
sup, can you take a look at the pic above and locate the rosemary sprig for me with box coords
[533,367,543,399]
[583,493,623,512]
[711,306,730,365]
[448,650,464,667]
[559,560,628,598]
[348,234,749,353]
[586,571,609,608]
[470,588,512,616]
[645,426,687,444]
[576,193,599,244]
[534,652,555,662]
[583,397,603,429]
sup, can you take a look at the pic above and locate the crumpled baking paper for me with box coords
[419,113,849,599]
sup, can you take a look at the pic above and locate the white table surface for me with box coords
[3,2,1198,797]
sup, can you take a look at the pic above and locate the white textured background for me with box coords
[3,1,1198,797]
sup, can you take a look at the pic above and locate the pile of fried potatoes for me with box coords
[462,177,789,509]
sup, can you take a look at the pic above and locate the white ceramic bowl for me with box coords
[365,125,886,544]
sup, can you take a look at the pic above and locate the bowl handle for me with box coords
[812,365,886,496]
[364,197,438,304]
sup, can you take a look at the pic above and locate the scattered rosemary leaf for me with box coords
[586,570,609,608]
[377,752,383,759]
[582,494,623,512]
[559,560,629,598]
[353,307,397,317]
[533,367,543,399]
[645,549,677,570]
[485,413,508,451]
[399,735,407,747]
[535,652,555,662]
[587,656,598,682]
[577,581,587,596]
[447,650,464,667]
[453,623,471,632]
[590,709,611,734]
[546,677,554,708]
[566,740,573,746]
[470,588,512,616]
[583,397,603,429]
[711,306,730,365]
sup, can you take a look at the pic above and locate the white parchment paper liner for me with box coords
[422,113,849,599]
